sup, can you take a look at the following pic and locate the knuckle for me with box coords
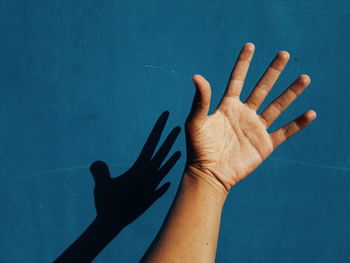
[272,100,285,113]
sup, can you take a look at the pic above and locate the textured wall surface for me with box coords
[1,0,350,262]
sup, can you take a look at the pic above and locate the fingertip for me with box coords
[300,74,311,85]
[279,50,290,60]
[192,74,202,87]
[306,110,317,120]
[191,74,211,92]
[192,74,200,79]
[245,42,255,51]
[192,74,204,83]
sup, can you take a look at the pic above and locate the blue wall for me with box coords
[1,0,350,262]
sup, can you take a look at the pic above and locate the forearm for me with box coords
[141,167,228,263]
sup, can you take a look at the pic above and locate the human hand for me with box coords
[185,43,316,192]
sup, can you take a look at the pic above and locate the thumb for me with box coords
[89,160,111,185]
[186,74,211,127]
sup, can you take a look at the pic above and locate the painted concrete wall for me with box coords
[1,1,349,262]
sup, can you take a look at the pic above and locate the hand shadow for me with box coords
[54,111,181,263]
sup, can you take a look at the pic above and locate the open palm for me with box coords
[185,43,316,191]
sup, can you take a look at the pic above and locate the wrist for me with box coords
[184,165,229,200]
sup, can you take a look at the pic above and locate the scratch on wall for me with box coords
[3,157,350,183]
[270,157,350,172]
[144,64,176,74]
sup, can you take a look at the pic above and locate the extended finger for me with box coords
[270,110,316,149]
[245,51,290,110]
[222,42,255,99]
[186,74,211,127]
[260,74,311,128]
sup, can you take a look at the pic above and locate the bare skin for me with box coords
[186,43,315,191]
[141,42,316,263]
